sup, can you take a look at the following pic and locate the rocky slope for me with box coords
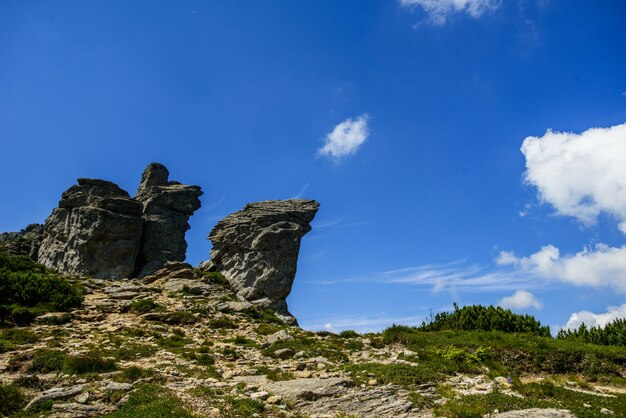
[1,264,624,417]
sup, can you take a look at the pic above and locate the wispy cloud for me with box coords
[300,312,425,333]
[197,194,226,213]
[400,0,502,25]
[380,259,542,293]
[318,114,369,161]
[304,258,546,294]
[291,183,310,199]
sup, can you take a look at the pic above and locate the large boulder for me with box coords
[134,163,203,277]
[37,179,144,279]
[36,163,202,279]
[205,199,319,320]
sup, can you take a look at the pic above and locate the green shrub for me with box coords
[105,383,195,417]
[28,349,66,373]
[558,319,626,346]
[0,252,82,326]
[0,384,25,416]
[339,330,360,338]
[200,271,230,286]
[419,303,551,336]
[65,352,116,374]
[209,317,237,329]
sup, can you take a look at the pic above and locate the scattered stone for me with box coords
[601,408,615,415]
[204,199,319,319]
[266,395,282,404]
[367,379,378,386]
[250,391,270,400]
[25,384,85,409]
[103,381,133,391]
[74,392,90,404]
[266,329,293,344]
[274,348,295,359]
[51,402,115,417]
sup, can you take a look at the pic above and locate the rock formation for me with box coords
[37,178,144,279]
[0,223,43,260]
[36,164,202,279]
[134,163,202,277]
[204,199,319,321]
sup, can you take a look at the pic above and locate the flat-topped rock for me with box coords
[204,199,319,321]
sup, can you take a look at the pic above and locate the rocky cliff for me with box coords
[36,164,202,279]
[204,199,320,323]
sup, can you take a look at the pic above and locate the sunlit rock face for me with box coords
[37,163,202,279]
[205,199,319,322]
[38,178,144,279]
[134,163,203,278]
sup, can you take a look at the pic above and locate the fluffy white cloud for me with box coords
[521,122,626,233]
[318,114,369,160]
[563,303,626,331]
[400,0,502,24]
[497,244,626,292]
[499,290,543,310]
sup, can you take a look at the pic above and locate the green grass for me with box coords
[378,326,626,379]
[262,333,363,362]
[346,362,449,387]
[105,384,196,418]
[255,365,295,381]
[0,328,39,353]
[22,348,116,375]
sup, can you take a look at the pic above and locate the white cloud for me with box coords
[521,122,626,233]
[497,244,626,292]
[563,303,626,331]
[318,114,369,160]
[499,290,542,310]
[400,0,502,25]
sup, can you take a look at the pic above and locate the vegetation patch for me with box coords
[0,252,82,326]
[105,383,196,418]
[0,328,39,353]
[123,299,164,314]
[0,384,25,416]
[255,365,295,381]
[346,362,450,387]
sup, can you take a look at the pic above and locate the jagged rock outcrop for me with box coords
[37,179,144,279]
[0,223,43,260]
[36,164,202,279]
[134,163,202,277]
[205,199,319,321]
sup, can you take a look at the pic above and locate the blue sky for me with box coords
[2,0,626,333]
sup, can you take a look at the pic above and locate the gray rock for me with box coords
[0,223,43,260]
[134,163,202,277]
[103,381,133,391]
[274,348,295,359]
[266,330,293,344]
[38,178,144,279]
[51,403,115,417]
[25,384,85,409]
[36,164,202,279]
[205,199,319,318]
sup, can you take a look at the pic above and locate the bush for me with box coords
[419,303,551,336]
[0,384,25,416]
[0,252,82,326]
[65,352,116,374]
[124,299,163,315]
[558,319,626,346]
